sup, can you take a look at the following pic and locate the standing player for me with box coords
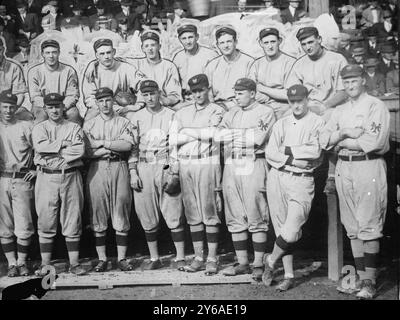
[127,31,182,110]
[205,26,254,111]
[82,38,144,120]
[0,91,35,277]
[32,93,87,276]
[172,24,218,94]
[321,64,390,299]
[27,40,81,124]
[215,78,275,280]
[169,74,224,275]
[83,87,135,272]
[263,84,325,291]
[127,80,185,270]
[248,27,296,119]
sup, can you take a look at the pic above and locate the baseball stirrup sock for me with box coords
[116,234,128,247]
[206,232,219,243]
[233,240,248,251]
[95,236,107,247]
[66,240,80,252]
[145,231,158,243]
[39,241,53,254]
[252,241,267,253]
[171,230,185,243]
[1,241,16,253]
[276,235,291,252]
[190,230,204,242]
[354,257,366,272]
[17,243,30,254]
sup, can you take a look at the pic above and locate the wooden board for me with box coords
[327,193,343,281]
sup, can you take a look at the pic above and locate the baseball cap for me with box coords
[340,64,364,79]
[140,80,159,93]
[215,26,236,40]
[17,1,27,8]
[188,74,209,92]
[140,31,160,43]
[296,27,319,41]
[93,38,113,51]
[351,46,365,56]
[177,24,197,37]
[95,87,114,99]
[259,27,280,40]
[233,78,256,92]
[364,57,379,67]
[41,39,60,51]
[287,84,308,102]
[43,93,64,106]
[0,91,18,105]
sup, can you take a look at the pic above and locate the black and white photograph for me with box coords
[0,0,399,306]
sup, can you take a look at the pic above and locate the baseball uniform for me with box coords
[0,58,27,97]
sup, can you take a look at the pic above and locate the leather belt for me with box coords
[278,167,313,177]
[39,167,78,174]
[338,154,381,161]
[230,153,265,159]
[0,171,29,179]
[179,153,218,160]
[139,156,168,163]
[92,157,123,162]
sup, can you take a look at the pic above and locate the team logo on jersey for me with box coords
[76,132,83,142]
[370,122,381,134]
[258,119,269,131]
[125,126,136,140]
[291,89,296,95]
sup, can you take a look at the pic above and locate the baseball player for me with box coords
[248,27,296,119]
[0,37,32,121]
[286,26,348,193]
[0,91,35,277]
[215,78,275,280]
[127,31,182,111]
[320,64,390,299]
[82,38,144,120]
[169,74,224,275]
[27,40,82,125]
[263,84,325,291]
[205,26,255,111]
[83,87,135,272]
[126,80,185,270]
[32,93,87,276]
[172,24,218,94]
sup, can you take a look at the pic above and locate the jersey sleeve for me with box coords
[119,119,137,146]
[319,107,341,150]
[32,124,62,154]
[60,125,85,163]
[63,67,80,109]
[163,63,183,104]
[285,59,303,88]
[333,55,348,92]
[265,120,289,168]
[81,61,99,109]
[11,63,27,95]
[27,67,43,107]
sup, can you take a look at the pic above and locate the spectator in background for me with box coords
[12,36,30,67]
[169,1,187,25]
[42,0,63,31]
[364,57,385,96]
[377,43,396,76]
[338,32,353,61]
[26,0,44,15]
[360,1,383,29]
[350,47,366,67]
[280,0,307,25]
[114,0,140,33]
[0,4,17,35]
[15,1,41,40]
[382,0,398,29]
[89,0,117,32]
[118,18,135,41]
[60,2,90,32]
[0,18,16,57]
[365,28,380,58]
[372,10,395,41]
[386,52,399,94]
[258,0,282,22]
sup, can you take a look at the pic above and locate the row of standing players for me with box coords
[0,24,396,299]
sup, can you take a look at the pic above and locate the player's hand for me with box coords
[215,191,223,213]
[341,127,364,139]
[23,170,37,182]
[130,171,143,191]
[292,159,311,169]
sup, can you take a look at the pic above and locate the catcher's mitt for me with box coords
[163,165,181,196]
[114,91,137,107]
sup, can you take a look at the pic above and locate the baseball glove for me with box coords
[162,166,181,196]
[114,91,137,107]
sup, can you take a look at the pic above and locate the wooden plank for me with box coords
[327,193,343,281]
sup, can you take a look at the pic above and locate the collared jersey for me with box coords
[0,58,27,95]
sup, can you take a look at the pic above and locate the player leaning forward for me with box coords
[320,64,390,299]
[0,92,36,277]
[262,84,325,291]
[83,87,136,272]
[216,78,276,280]
[32,93,87,276]
[126,80,186,270]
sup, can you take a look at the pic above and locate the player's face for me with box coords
[0,102,17,122]
[289,97,308,118]
[96,45,116,67]
[192,87,209,105]
[179,32,198,51]
[381,52,393,60]
[72,9,82,16]
[97,8,105,15]
[17,7,27,15]
[97,96,114,115]
[142,39,160,60]
[45,104,64,122]
[260,35,280,57]
[143,90,161,108]
[343,76,366,98]
[300,35,322,57]
[290,1,300,8]
[235,90,255,108]
[264,1,273,8]
[42,47,60,67]
[366,66,376,73]
[217,34,237,57]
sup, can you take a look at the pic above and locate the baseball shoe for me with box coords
[276,277,295,292]
[18,264,30,276]
[262,254,275,286]
[204,260,218,276]
[183,259,205,272]
[118,259,134,271]
[323,176,336,194]
[69,264,88,276]
[222,263,251,276]
[144,259,162,270]
[356,280,376,300]
[336,276,362,295]
[94,260,108,272]
[7,265,19,277]
[251,265,264,281]
[174,259,186,271]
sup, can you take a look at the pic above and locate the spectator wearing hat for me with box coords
[42,0,63,31]
[280,0,307,25]
[372,10,395,41]
[60,2,90,33]
[172,24,218,94]
[25,0,44,15]
[386,53,399,94]
[0,4,17,35]
[248,27,296,120]
[257,0,281,22]
[360,1,383,29]
[89,0,117,32]
[114,0,140,34]
[364,28,380,58]
[169,1,187,26]
[127,30,182,110]
[0,17,16,57]
[12,36,30,67]
[117,18,135,41]
[27,39,81,124]
[15,1,41,41]
[204,26,254,111]
[350,46,366,67]
[377,43,396,76]
[364,57,385,97]
[82,38,144,120]
[338,32,353,62]
[382,0,398,29]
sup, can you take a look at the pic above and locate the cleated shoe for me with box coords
[7,265,19,277]
[276,277,295,292]
[183,259,205,272]
[262,254,275,286]
[69,264,88,276]
[222,263,251,276]
[118,259,134,271]
[356,280,376,300]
